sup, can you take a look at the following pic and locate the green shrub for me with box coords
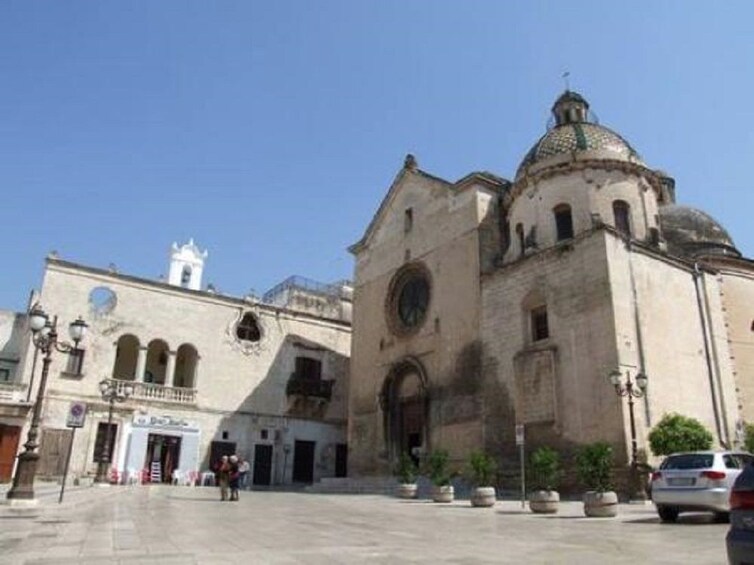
[648,413,713,456]
[743,423,754,454]
[426,449,451,487]
[394,452,418,484]
[467,451,497,487]
[529,446,560,491]
[577,442,613,492]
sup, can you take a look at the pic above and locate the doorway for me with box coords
[0,424,21,482]
[38,428,73,478]
[292,440,315,483]
[146,434,182,483]
[252,444,273,486]
[335,443,348,478]
[382,359,428,465]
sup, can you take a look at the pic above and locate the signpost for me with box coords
[60,402,87,503]
[515,424,525,509]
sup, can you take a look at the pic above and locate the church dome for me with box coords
[515,91,644,180]
[659,205,740,259]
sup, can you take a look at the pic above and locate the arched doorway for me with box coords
[113,334,139,380]
[381,358,429,465]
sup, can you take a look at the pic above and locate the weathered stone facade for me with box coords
[5,246,352,486]
[348,91,754,493]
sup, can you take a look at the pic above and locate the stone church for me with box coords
[347,91,754,487]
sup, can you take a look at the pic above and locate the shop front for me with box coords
[124,414,200,483]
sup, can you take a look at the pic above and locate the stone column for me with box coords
[165,351,177,387]
[135,347,148,383]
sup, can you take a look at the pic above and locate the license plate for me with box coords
[668,477,695,487]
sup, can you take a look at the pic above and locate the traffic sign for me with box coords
[66,402,87,428]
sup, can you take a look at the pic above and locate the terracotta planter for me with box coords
[583,490,618,518]
[397,483,418,499]
[470,486,496,507]
[529,490,560,514]
[432,485,454,503]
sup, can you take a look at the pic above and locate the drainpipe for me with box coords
[693,262,730,447]
[692,263,725,446]
[627,241,651,424]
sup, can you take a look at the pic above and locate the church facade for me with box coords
[348,91,754,489]
[2,241,352,486]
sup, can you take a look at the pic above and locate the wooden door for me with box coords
[0,425,21,482]
[38,428,73,478]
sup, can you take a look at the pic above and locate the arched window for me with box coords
[613,200,631,237]
[236,313,261,342]
[530,305,549,342]
[554,204,574,241]
[181,266,192,288]
[516,223,525,256]
[113,334,140,380]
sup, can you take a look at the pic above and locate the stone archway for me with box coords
[380,358,429,465]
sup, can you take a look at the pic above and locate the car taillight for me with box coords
[651,471,662,482]
[701,470,726,480]
[730,490,754,510]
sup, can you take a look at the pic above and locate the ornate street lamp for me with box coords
[6,306,88,503]
[609,368,649,501]
[94,379,133,484]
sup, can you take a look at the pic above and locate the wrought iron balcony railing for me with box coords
[285,375,334,401]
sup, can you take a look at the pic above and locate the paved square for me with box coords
[0,485,729,564]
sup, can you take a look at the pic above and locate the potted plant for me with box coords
[467,451,497,507]
[528,446,560,514]
[577,442,618,518]
[426,449,454,503]
[394,452,419,499]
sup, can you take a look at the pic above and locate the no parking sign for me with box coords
[66,402,87,428]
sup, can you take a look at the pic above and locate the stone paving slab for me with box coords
[0,484,730,564]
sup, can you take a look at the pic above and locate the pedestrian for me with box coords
[215,455,231,501]
[238,458,250,490]
[229,454,241,501]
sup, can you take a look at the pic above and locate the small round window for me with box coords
[89,286,117,316]
[236,313,261,342]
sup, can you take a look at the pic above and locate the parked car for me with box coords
[650,451,753,523]
[726,459,754,564]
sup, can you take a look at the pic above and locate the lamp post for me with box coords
[94,379,133,484]
[609,368,649,501]
[6,305,88,503]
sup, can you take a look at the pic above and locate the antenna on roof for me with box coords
[562,71,571,91]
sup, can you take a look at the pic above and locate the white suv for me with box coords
[651,451,753,523]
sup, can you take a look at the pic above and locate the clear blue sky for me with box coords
[2,1,753,311]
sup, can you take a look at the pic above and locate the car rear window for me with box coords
[661,454,714,470]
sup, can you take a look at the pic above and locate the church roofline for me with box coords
[349,156,510,255]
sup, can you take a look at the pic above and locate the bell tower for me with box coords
[168,239,207,290]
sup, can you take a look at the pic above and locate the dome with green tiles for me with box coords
[515,91,644,179]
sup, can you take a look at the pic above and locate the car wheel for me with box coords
[713,511,730,524]
[657,505,679,523]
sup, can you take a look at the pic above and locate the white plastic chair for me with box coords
[171,469,184,485]
[126,467,141,485]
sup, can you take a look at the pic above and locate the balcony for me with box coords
[285,375,334,401]
[109,379,196,405]
[0,382,32,417]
